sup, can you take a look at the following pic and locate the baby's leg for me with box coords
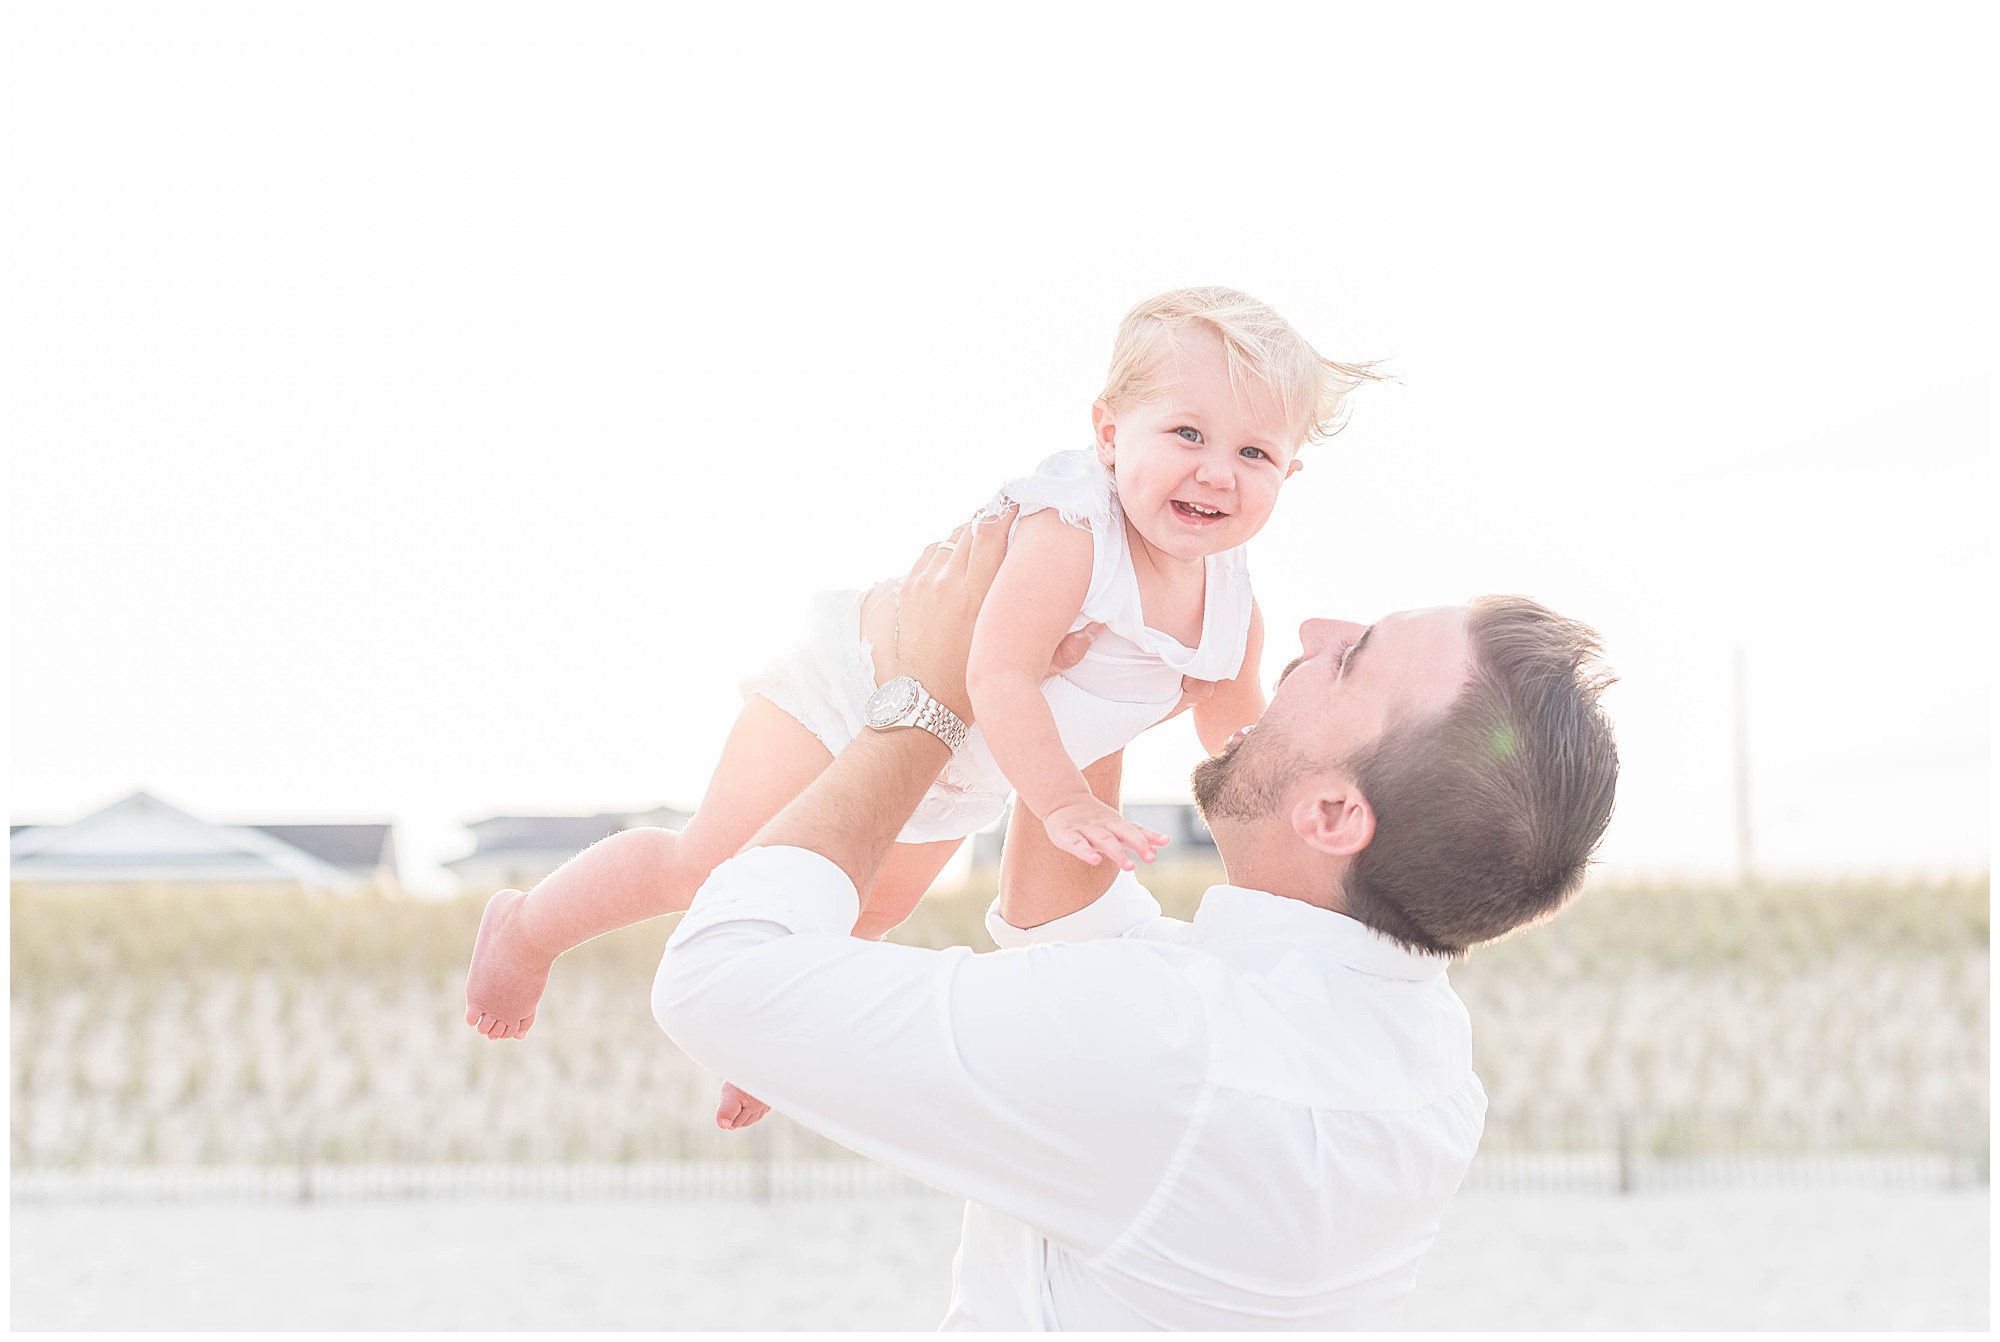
[714,836,965,1130]
[466,696,834,1039]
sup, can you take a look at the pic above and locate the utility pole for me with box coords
[1733,646,1754,883]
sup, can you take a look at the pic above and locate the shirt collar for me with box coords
[1191,884,1450,982]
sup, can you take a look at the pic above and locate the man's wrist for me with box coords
[899,666,970,724]
[987,868,1162,946]
[865,674,971,751]
[868,719,952,765]
[912,692,970,752]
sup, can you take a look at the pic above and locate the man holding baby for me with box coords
[653,514,1619,1329]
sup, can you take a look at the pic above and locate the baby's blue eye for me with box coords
[1240,446,1269,461]
[1177,427,1201,443]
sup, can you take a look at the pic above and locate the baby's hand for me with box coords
[1042,798,1170,871]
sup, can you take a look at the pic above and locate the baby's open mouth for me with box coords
[1172,500,1228,522]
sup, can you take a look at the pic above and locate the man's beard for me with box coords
[1191,723,1299,823]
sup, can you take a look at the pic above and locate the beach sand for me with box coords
[11,1188,1988,1330]
[1402,1187,1989,1330]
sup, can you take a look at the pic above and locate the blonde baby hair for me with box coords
[1100,287,1381,447]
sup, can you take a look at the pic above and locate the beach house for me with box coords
[9,791,400,895]
[445,806,692,893]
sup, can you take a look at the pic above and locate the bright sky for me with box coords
[11,2,1991,893]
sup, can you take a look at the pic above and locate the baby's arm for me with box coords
[966,511,1170,869]
[1191,599,1269,754]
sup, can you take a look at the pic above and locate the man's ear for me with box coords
[1090,399,1117,466]
[1291,784,1374,859]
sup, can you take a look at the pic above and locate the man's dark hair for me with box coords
[1341,596,1619,957]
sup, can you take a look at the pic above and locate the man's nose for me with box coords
[1299,618,1367,657]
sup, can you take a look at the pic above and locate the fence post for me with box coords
[1953,1099,1989,1189]
[1615,1109,1634,1195]
[296,1123,315,1204]
[752,1121,774,1202]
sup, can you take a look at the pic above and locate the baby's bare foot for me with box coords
[715,1082,772,1130]
[464,889,552,1040]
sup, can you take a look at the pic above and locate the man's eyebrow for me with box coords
[1277,624,1375,688]
[1340,626,1376,677]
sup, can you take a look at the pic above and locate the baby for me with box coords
[464,286,1376,1127]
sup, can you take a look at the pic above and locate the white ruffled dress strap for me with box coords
[983,449,1115,530]
[981,450,1130,629]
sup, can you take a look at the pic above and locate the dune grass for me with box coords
[10,871,1988,1167]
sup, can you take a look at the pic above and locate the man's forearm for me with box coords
[744,729,1116,932]
[747,727,949,904]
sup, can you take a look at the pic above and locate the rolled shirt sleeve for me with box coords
[982,867,1164,948]
[653,846,1209,1258]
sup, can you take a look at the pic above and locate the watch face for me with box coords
[864,677,919,728]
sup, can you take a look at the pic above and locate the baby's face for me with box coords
[1094,325,1301,563]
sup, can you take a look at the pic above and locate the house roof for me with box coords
[250,824,396,874]
[458,814,628,855]
[10,792,369,890]
[445,807,692,869]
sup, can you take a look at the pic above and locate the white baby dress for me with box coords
[740,450,1255,844]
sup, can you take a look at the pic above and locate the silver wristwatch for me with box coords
[862,676,969,753]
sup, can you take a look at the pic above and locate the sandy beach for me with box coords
[11,1187,1987,1330]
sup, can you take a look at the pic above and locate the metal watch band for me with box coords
[911,691,969,754]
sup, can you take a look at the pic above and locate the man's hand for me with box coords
[1039,620,1213,714]
[893,508,1013,723]
[747,512,1013,899]
[1172,675,1216,718]
[1049,622,1106,675]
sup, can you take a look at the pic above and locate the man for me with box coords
[653,515,1619,1329]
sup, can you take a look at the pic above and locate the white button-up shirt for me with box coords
[654,845,1486,1330]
